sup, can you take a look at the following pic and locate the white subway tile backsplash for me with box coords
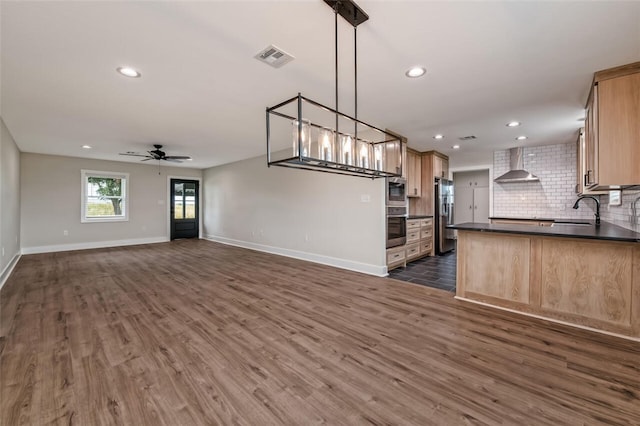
[493,143,593,220]
[493,143,639,232]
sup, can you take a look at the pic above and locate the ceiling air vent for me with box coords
[254,44,295,68]
[458,135,477,141]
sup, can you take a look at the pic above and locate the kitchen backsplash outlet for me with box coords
[493,143,595,220]
[601,189,640,233]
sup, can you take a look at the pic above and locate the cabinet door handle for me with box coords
[469,205,473,210]
[584,173,588,186]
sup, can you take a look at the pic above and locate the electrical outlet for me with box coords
[1,247,4,257]
[360,194,371,203]
[63,230,69,236]
[304,233,309,242]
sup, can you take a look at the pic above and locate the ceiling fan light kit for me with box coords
[265,0,404,179]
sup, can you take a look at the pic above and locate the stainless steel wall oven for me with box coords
[386,206,407,248]
[385,178,408,248]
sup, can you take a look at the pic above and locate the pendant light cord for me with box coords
[354,24,358,143]
[334,5,339,136]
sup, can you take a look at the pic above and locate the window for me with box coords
[81,170,129,222]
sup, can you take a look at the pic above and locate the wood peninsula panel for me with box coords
[461,232,530,303]
[541,239,633,327]
[456,229,640,339]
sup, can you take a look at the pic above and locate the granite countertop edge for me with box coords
[448,221,640,243]
[490,216,588,223]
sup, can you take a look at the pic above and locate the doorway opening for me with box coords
[170,179,199,240]
[452,169,490,224]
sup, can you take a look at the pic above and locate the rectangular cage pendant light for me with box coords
[267,95,403,178]
[265,0,404,179]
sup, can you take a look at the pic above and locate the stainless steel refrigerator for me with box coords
[435,178,456,254]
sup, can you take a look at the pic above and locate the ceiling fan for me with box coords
[119,144,191,163]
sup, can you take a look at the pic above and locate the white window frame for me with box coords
[81,170,129,223]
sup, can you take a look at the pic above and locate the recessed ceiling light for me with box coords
[506,121,521,127]
[516,135,528,141]
[82,145,92,149]
[433,134,444,140]
[452,144,460,149]
[116,66,141,78]
[405,66,426,78]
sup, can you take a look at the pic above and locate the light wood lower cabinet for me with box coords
[386,245,406,270]
[387,218,434,272]
[420,218,433,256]
[408,218,433,260]
[405,243,421,261]
[456,230,640,339]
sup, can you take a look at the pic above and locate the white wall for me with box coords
[493,143,596,220]
[203,155,387,276]
[1,118,21,285]
[21,153,202,253]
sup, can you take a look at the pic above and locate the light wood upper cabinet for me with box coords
[406,150,421,197]
[584,86,598,187]
[576,129,607,195]
[585,62,640,189]
[410,150,448,216]
[433,155,449,180]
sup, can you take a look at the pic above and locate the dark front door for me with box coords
[170,179,199,240]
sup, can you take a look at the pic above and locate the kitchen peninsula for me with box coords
[451,221,640,339]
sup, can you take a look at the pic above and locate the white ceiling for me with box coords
[2,1,639,169]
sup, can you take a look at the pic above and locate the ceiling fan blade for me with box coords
[163,158,183,163]
[164,156,191,160]
[119,152,150,157]
[140,157,154,162]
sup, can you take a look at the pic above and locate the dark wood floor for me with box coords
[1,240,639,425]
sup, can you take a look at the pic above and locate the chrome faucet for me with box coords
[573,196,600,226]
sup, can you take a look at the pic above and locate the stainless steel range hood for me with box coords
[494,147,540,183]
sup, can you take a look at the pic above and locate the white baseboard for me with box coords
[0,252,22,292]
[205,234,387,277]
[21,236,169,255]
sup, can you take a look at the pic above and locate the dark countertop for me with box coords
[449,221,640,243]
[490,216,590,223]
[408,215,434,219]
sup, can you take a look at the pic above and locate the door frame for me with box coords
[166,175,203,240]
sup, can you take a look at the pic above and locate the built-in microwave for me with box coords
[386,177,407,207]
